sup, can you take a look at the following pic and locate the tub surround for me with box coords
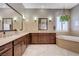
[56,35,79,53]
[56,35,79,42]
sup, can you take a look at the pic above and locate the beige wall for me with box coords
[23,18,54,33]
[13,16,22,31]
[22,9,70,33]
[0,9,71,34]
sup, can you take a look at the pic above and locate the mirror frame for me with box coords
[38,18,48,30]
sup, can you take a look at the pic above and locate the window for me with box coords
[2,18,13,30]
[56,16,68,32]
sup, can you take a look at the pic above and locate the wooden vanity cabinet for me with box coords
[13,35,27,56]
[21,36,27,54]
[0,42,13,56]
[0,33,56,56]
[31,33,56,44]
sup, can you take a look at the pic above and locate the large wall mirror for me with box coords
[0,3,23,32]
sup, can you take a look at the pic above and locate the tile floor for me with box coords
[23,44,79,56]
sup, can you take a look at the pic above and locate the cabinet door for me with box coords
[14,35,28,56]
[26,34,29,45]
[38,33,49,43]
[31,33,39,43]
[48,33,56,44]
[21,40,26,54]
[1,48,12,56]
[14,43,22,56]
[38,33,44,43]
[27,34,31,44]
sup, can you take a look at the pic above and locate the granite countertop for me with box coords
[56,35,79,42]
[0,32,29,46]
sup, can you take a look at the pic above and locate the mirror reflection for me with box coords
[0,3,23,32]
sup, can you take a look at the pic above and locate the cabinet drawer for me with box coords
[1,48,12,56]
[0,42,12,51]
[0,42,12,56]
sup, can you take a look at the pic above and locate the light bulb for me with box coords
[48,17,52,20]
[48,17,52,22]
[34,17,37,20]
[13,17,17,21]
[33,16,38,22]
[23,15,26,19]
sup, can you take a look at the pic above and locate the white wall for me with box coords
[71,4,79,36]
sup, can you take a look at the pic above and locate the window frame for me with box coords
[2,18,13,31]
[56,16,69,32]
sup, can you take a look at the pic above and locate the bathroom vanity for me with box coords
[0,32,56,56]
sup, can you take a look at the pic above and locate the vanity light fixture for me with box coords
[33,16,38,22]
[22,15,26,19]
[13,17,17,22]
[22,15,29,22]
[48,16,52,22]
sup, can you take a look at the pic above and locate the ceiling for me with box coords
[0,3,78,9]
[0,3,78,18]
[0,3,9,8]
[7,3,79,16]
[23,3,78,9]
